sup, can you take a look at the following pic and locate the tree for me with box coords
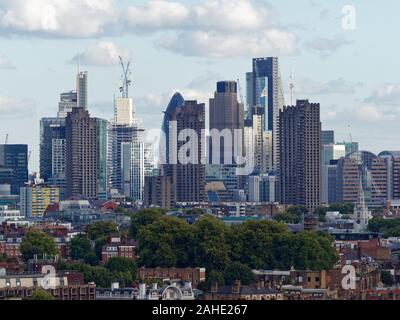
[291,231,338,270]
[381,271,395,286]
[192,215,231,272]
[68,235,93,261]
[224,262,255,285]
[84,252,100,266]
[129,208,165,239]
[368,217,400,237]
[206,270,225,290]
[138,216,194,268]
[274,212,301,224]
[30,289,54,300]
[86,222,118,241]
[114,207,127,214]
[287,205,308,217]
[105,257,137,281]
[20,229,58,261]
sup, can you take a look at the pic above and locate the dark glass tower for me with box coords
[0,144,28,195]
[252,57,284,171]
[161,92,185,176]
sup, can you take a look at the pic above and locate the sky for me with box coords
[0,0,399,172]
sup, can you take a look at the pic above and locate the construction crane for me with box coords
[5,133,8,144]
[119,56,132,99]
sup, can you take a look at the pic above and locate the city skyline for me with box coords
[0,0,399,172]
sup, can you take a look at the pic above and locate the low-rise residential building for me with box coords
[101,235,137,264]
[138,267,206,287]
[0,271,96,300]
[204,281,284,300]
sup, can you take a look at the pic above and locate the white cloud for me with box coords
[0,0,117,38]
[291,77,362,95]
[0,0,298,58]
[307,36,352,58]
[0,54,15,69]
[357,106,385,122]
[365,84,400,105]
[125,0,189,31]
[158,29,297,58]
[68,41,130,66]
[0,96,36,118]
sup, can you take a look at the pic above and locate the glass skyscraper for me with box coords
[251,57,284,171]
[0,144,28,195]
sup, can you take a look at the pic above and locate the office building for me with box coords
[161,92,185,176]
[321,130,335,146]
[108,97,145,200]
[322,144,345,204]
[208,81,244,194]
[40,117,67,199]
[0,145,28,195]
[252,57,285,170]
[337,151,388,207]
[279,100,321,211]
[378,151,400,200]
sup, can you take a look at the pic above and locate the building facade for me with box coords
[279,100,321,211]
[166,100,206,203]
[65,108,106,199]
[0,145,28,195]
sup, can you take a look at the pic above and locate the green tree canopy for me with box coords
[381,271,395,286]
[191,215,231,272]
[105,257,137,280]
[68,234,93,261]
[20,229,58,261]
[129,208,165,239]
[29,289,54,300]
[85,221,118,241]
[138,216,193,268]
[224,262,255,285]
[368,217,400,237]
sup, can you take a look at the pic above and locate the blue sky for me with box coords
[0,0,399,172]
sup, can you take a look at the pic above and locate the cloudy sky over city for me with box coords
[0,0,399,171]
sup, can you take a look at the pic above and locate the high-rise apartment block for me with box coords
[20,184,60,218]
[77,71,88,110]
[166,100,206,203]
[279,100,321,211]
[65,108,106,199]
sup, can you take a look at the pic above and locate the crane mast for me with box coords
[119,56,132,99]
